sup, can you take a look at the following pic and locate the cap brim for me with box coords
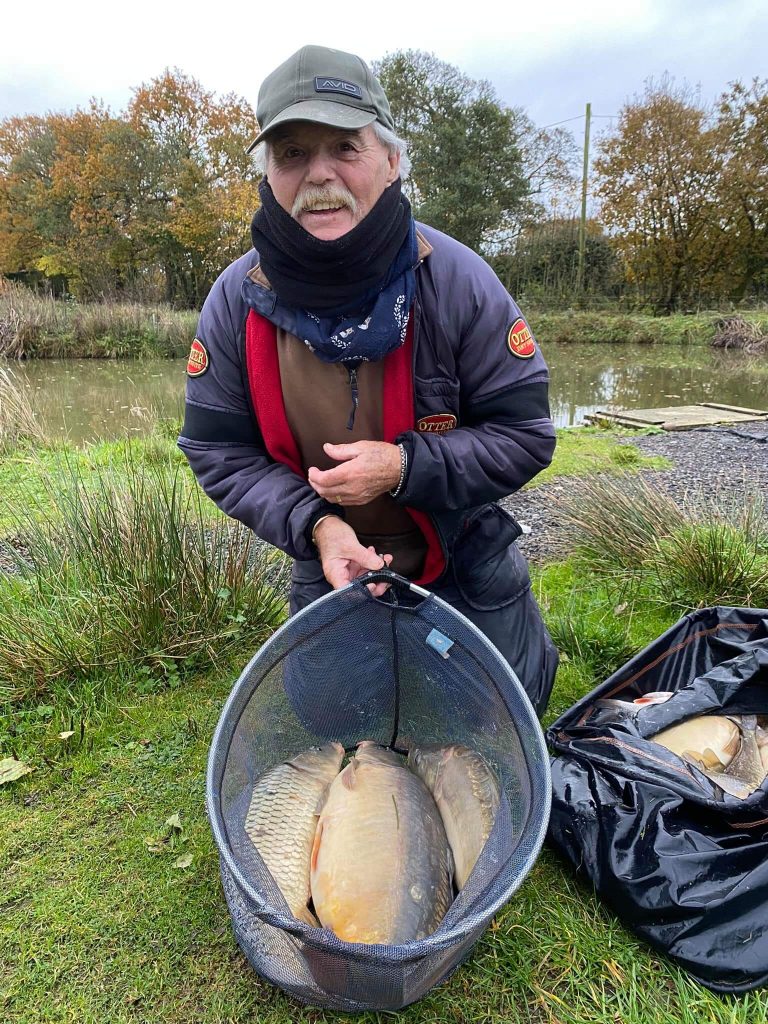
[246,101,377,154]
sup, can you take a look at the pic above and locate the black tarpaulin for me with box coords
[547,606,768,993]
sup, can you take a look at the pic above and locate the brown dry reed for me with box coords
[0,280,196,359]
[0,366,47,448]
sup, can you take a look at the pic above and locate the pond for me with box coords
[5,343,767,444]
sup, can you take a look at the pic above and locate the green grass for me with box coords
[1,421,762,1023]
[4,565,767,1023]
[0,451,288,705]
[531,427,670,486]
[0,427,668,535]
[554,474,768,609]
[529,309,768,346]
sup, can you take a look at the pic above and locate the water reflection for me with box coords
[3,343,766,442]
[545,343,767,427]
[7,358,187,442]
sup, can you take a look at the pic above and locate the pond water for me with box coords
[5,343,767,444]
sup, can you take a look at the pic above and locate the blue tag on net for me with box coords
[426,628,454,659]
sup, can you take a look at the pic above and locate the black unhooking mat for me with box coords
[546,605,768,993]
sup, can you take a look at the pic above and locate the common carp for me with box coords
[652,716,740,769]
[690,715,766,798]
[408,744,501,889]
[654,715,766,799]
[310,740,452,944]
[244,741,344,925]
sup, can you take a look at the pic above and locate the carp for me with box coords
[244,741,344,925]
[310,740,452,944]
[654,715,767,799]
[408,744,501,889]
[652,715,740,769]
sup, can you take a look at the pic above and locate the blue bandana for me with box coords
[243,221,418,365]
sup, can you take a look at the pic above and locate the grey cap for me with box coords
[246,45,394,153]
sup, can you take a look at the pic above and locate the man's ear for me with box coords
[385,148,401,185]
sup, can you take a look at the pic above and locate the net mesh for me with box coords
[207,575,550,1011]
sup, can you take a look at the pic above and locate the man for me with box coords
[178,45,558,715]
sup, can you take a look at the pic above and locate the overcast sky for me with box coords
[3,0,766,140]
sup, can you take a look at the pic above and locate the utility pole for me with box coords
[576,102,592,293]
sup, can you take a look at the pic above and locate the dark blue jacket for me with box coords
[178,222,555,590]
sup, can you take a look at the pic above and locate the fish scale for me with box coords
[310,741,452,944]
[244,742,344,925]
[408,744,501,889]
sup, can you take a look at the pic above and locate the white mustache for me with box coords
[292,186,357,219]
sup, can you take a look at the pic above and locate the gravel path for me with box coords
[2,423,766,575]
[504,421,768,566]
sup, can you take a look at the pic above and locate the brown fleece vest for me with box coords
[247,250,431,578]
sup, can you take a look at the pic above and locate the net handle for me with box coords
[353,568,431,598]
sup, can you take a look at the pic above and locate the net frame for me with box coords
[207,571,551,1010]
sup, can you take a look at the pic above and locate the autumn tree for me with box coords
[713,79,768,302]
[127,70,260,305]
[0,71,260,304]
[594,77,730,310]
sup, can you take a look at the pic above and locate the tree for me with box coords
[595,76,725,311]
[0,71,260,304]
[493,218,618,301]
[374,51,531,253]
[713,79,768,302]
[126,69,260,305]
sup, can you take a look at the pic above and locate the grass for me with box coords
[0,365,47,449]
[0,280,195,358]
[4,563,768,1023]
[555,474,768,609]
[1,397,764,1022]
[529,309,768,347]
[3,279,768,359]
[0,455,288,705]
[531,428,670,486]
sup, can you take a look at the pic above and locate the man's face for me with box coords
[265,123,400,241]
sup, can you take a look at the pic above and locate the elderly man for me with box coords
[178,45,558,715]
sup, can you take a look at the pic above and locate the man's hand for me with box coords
[313,516,393,596]
[308,441,401,506]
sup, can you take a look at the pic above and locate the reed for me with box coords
[556,475,768,609]
[0,366,47,449]
[0,281,196,358]
[0,455,289,703]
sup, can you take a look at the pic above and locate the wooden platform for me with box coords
[584,402,768,431]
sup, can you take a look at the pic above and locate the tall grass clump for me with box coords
[546,603,637,681]
[0,280,196,358]
[556,475,768,610]
[0,458,289,704]
[0,366,46,449]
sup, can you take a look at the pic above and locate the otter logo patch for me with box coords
[417,413,457,434]
[507,318,536,359]
[186,338,209,377]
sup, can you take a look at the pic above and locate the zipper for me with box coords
[346,362,360,430]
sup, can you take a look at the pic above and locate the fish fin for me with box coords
[295,905,319,928]
[682,750,707,770]
[310,819,323,874]
[701,747,728,771]
[340,762,357,790]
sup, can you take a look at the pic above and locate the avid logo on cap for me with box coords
[314,76,363,99]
